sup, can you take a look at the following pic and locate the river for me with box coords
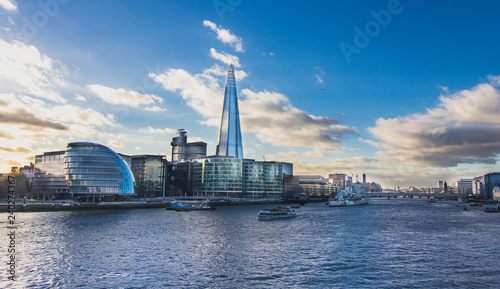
[1,198,499,288]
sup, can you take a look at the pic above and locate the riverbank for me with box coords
[0,199,316,213]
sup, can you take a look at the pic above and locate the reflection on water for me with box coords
[1,199,500,288]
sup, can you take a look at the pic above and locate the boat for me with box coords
[258,206,296,220]
[483,205,499,213]
[458,197,468,204]
[328,187,369,207]
[427,197,437,203]
[165,200,216,211]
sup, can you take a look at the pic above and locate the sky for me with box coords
[0,0,499,189]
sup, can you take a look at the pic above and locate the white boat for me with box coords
[328,187,369,207]
[483,204,499,213]
[258,206,296,220]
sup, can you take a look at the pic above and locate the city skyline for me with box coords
[1,1,500,188]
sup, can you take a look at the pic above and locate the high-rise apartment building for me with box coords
[216,64,243,159]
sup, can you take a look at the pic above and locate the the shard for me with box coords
[216,64,244,158]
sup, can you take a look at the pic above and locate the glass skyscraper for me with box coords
[216,64,244,159]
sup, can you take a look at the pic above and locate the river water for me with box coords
[1,198,500,288]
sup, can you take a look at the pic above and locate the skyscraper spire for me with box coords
[216,64,244,158]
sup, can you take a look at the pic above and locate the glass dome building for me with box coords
[64,142,136,199]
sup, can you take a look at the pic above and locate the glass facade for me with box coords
[484,172,500,199]
[33,151,68,196]
[131,155,165,197]
[216,64,244,159]
[193,157,283,199]
[64,142,136,196]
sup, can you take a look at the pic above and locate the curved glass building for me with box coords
[64,142,136,198]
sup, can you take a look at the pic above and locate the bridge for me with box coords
[367,192,465,200]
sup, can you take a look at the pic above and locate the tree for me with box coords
[0,171,29,198]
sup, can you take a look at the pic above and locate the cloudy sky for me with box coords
[1,0,499,188]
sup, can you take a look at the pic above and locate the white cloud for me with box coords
[0,0,17,11]
[141,126,177,135]
[316,75,324,84]
[75,94,86,101]
[209,48,241,68]
[151,67,357,152]
[144,106,166,112]
[0,39,68,103]
[87,84,164,109]
[368,78,500,167]
[107,140,124,148]
[203,20,244,52]
[235,70,248,82]
[239,89,357,151]
[150,68,223,119]
[188,136,206,143]
[0,93,120,172]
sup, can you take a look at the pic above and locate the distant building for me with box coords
[131,155,166,198]
[171,129,207,162]
[297,175,333,198]
[329,173,346,190]
[452,179,472,195]
[472,176,484,196]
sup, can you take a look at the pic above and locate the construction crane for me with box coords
[346,167,358,184]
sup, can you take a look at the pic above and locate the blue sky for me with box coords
[1,0,500,188]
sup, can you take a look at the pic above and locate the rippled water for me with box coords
[1,198,500,288]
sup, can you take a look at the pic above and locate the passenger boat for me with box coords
[258,206,296,220]
[328,187,369,207]
[165,200,216,211]
[483,205,499,213]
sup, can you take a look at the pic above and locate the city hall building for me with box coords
[34,142,137,201]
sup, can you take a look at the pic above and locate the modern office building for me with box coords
[171,129,207,162]
[192,157,286,199]
[131,154,166,198]
[216,64,244,159]
[483,172,500,199]
[33,151,68,197]
[471,172,500,199]
[166,161,194,196]
[33,142,137,201]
